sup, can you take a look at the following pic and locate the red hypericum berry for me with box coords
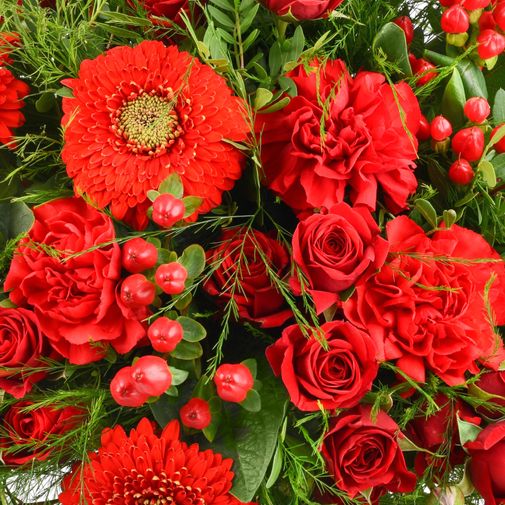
[122,238,158,274]
[448,159,475,185]
[110,367,149,407]
[477,29,505,59]
[479,10,497,30]
[155,262,188,295]
[491,125,505,153]
[495,3,505,30]
[430,115,453,141]
[120,274,156,307]
[130,355,172,397]
[180,398,212,430]
[464,97,491,123]
[147,317,184,353]
[214,363,254,403]
[417,114,431,141]
[393,16,415,45]
[463,0,491,8]
[411,58,438,86]
[441,5,470,33]
[152,194,185,229]
[451,126,485,161]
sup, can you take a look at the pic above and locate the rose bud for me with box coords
[120,274,156,307]
[464,96,491,123]
[441,5,470,33]
[393,16,415,45]
[448,159,474,185]
[130,355,172,397]
[214,363,254,403]
[451,126,485,161]
[180,398,212,430]
[147,317,184,353]
[122,237,158,274]
[110,367,149,407]
[155,262,188,295]
[477,29,505,60]
[466,422,505,505]
[152,193,185,229]
[430,115,453,141]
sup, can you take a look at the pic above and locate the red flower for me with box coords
[291,202,389,314]
[61,40,249,229]
[0,308,55,398]
[266,321,378,411]
[256,59,420,216]
[343,216,505,385]
[134,0,203,26]
[59,418,251,505]
[0,32,20,65]
[4,197,147,365]
[0,67,28,147]
[261,0,345,20]
[321,405,416,499]
[0,401,84,465]
[204,228,292,328]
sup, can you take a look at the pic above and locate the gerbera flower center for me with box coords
[113,91,183,156]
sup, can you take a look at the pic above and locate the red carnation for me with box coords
[343,216,505,385]
[0,67,28,147]
[59,418,252,505]
[262,0,345,20]
[61,40,249,229]
[256,58,420,216]
[204,228,292,328]
[4,197,147,365]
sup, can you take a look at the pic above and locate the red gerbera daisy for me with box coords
[61,40,249,229]
[0,66,28,147]
[59,418,252,505]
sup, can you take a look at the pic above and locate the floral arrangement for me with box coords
[0,0,505,504]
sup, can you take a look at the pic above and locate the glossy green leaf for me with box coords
[441,68,466,129]
[171,340,203,360]
[240,389,261,412]
[177,316,207,342]
[241,358,257,379]
[478,159,497,188]
[265,443,283,488]
[207,5,235,29]
[492,153,505,181]
[457,415,482,446]
[178,244,206,278]
[493,89,505,123]
[169,366,189,386]
[254,88,274,110]
[414,199,438,228]
[373,22,412,76]
[159,173,184,198]
[0,202,34,246]
[182,196,202,218]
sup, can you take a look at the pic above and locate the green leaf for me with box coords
[254,88,274,110]
[265,443,283,488]
[0,202,34,245]
[205,361,288,502]
[177,316,207,342]
[373,22,412,76]
[488,124,505,152]
[240,389,261,412]
[493,89,505,122]
[492,153,505,181]
[441,68,466,129]
[457,415,482,447]
[159,173,184,199]
[0,298,16,308]
[478,159,497,188]
[240,3,259,32]
[147,190,160,202]
[54,86,73,98]
[100,11,153,26]
[169,366,189,386]
[171,340,203,360]
[182,196,202,218]
[242,29,259,52]
[241,358,257,379]
[95,22,142,40]
[35,92,55,113]
[258,97,290,114]
[207,5,235,29]
[203,396,223,442]
[442,209,458,228]
[210,0,235,12]
[178,244,206,278]
[414,199,438,228]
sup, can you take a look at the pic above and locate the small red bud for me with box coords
[180,398,212,430]
[155,262,188,295]
[441,5,470,33]
[448,159,475,185]
[451,126,485,161]
[430,115,453,141]
[463,97,491,123]
[477,29,505,59]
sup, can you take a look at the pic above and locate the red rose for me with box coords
[4,197,146,364]
[407,394,481,477]
[0,308,55,398]
[321,405,416,498]
[266,321,378,411]
[262,0,344,20]
[343,216,505,385]
[467,422,505,505]
[203,228,292,328]
[133,0,202,26]
[0,401,84,465]
[256,59,420,217]
[475,371,505,419]
[291,202,389,313]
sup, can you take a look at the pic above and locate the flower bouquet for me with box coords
[0,0,505,503]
